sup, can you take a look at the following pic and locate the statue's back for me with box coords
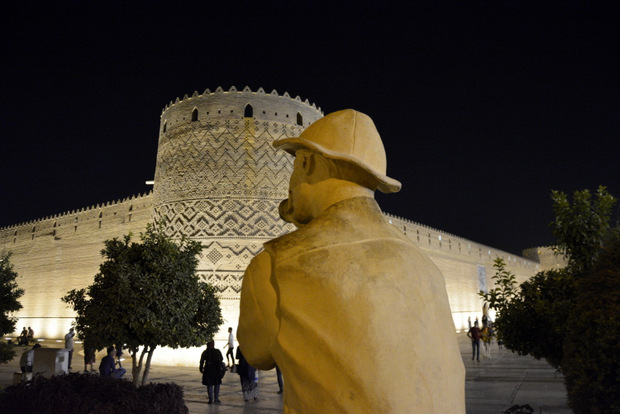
[267,197,465,413]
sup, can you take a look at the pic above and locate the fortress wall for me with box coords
[523,246,567,270]
[1,197,545,341]
[0,197,546,365]
[0,193,153,339]
[385,214,541,330]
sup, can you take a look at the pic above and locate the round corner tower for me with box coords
[152,86,323,325]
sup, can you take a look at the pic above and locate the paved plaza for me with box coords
[1,333,570,413]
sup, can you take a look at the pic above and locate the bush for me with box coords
[504,404,533,414]
[0,342,16,366]
[0,373,188,414]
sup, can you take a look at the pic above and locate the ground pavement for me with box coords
[1,334,570,413]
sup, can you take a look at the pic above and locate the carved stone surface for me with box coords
[152,88,323,295]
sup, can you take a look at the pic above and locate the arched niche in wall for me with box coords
[244,104,253,118]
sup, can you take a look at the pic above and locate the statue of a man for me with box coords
[238,109,465,413]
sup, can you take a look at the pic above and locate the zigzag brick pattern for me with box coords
[152,87,323,296]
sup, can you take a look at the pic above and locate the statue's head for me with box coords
[273,109,401,226]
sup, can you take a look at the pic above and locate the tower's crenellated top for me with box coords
[159,86,323,140]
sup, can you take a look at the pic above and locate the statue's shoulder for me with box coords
[265,197,396,261]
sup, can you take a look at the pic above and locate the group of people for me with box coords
[63,328,126,378]
[467,316,495,361]
[199,327,282,405]
[17,327,34,346]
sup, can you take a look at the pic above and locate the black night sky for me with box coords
[1,2,619,256]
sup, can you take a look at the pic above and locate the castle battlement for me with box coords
[384,212,541,272]
[162,86,320,113]
[159,86,323,140]
[0,191,153,243]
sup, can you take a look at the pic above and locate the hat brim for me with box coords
[273,137,402,194]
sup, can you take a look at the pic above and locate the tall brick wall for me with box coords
[0,193,153,339]
[384,213,542,330]
[0,196,547,365]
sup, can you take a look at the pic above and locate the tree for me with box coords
[480,186,619,413]
[562,230,620,413]
[63,224,223,385]
[480,259,572,370]
[0,251,24,363]
[551,186,616,274]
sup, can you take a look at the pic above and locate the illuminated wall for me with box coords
[0,86,553,367]
[384,214,543,331]
[151,86,324,338]
[0,193,152,339]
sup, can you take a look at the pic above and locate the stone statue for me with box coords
[238,109,465,413]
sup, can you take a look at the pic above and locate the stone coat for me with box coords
[238,196,465,413]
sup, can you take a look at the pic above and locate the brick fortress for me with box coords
[0,86,563,366]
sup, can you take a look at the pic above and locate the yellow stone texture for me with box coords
[238,110,465,413]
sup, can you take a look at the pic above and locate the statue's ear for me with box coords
[301,152,315,176]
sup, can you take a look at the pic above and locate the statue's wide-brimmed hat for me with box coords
[272,109,401,193]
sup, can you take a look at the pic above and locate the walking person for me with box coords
[83,342,96,373]
[65,327,75,369]
[236,347,259,401]
[467,321,481,361]
[224,327,235,368]
[199,340,223,405]
[481,323,492,359]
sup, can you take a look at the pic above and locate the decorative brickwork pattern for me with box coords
[154,120,300,204]
[152,87,323,296]
[153,120,299,239]
[199,240,265,298]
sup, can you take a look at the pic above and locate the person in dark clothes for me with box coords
[99,346,126,378]
[467,321,482,361]
[236,347,259,401]
[199,340,223,404]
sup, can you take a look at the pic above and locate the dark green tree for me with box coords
[551,186,616,274]
[562,231,620,413]
[63,224,223,385]
[0,251,24,363]
[480,259,572,370]
[481,186,619,413]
